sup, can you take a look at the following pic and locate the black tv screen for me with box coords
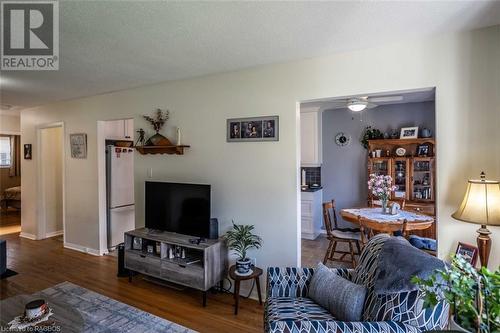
[145,182,211,238]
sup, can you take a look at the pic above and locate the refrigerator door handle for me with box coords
[109,203,135,210]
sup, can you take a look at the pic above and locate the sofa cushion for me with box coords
[309,263,366,321]
[265,296,335,323]
[372,290,449,331]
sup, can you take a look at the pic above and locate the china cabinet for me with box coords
[367,139,436,238]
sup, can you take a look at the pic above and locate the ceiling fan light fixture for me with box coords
[347,99,368,112]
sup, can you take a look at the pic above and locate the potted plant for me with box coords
[224,222,262,276]
[412,255,500,333]
[360,126,383,149]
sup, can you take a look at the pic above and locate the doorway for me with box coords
[299,88,437,268]
[0,131,21,236]
[37,123,65,241]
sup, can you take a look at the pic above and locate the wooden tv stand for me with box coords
[124,228,227,306]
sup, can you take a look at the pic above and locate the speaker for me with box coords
[209,218,219,239]
[116,243,129,277]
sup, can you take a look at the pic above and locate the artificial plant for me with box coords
[412,255,500,333]
[223,221,262,260]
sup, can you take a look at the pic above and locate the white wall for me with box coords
[0,114,20,134]
[21,25,500,269]
[40,126,63,236]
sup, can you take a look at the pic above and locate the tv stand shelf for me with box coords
[124,228,227,306]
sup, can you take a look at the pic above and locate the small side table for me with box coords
[228,265,263,315]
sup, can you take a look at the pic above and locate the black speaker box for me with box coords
[209,218,219,239]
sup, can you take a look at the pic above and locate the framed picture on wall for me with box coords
[400,126,419,139]
[227,116,279,142]
[455,242,479,266]
[70,133,87,159]
[24,144,32,160]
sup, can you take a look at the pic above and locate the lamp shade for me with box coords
[452,178,500,226]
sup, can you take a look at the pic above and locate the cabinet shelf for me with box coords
[134,145,190,155]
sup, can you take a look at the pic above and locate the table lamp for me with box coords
[452,172,500,268]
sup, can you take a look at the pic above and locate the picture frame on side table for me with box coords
[455,242,479,266]
[69,133,87,159]
[227,116,279,142]
[400,126,419,139]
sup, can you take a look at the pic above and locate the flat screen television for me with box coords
[145,181,211,238]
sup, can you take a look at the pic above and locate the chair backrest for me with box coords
[322,200,339,235]
[369,198,406,210]
[358,217,408,245]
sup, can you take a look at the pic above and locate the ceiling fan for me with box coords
[327,95,404,112]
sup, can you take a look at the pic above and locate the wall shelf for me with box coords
[134,145,190,155]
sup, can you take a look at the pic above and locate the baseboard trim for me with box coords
[19,232,37,240]
[301,232,320,240]
[45,230,63,238]
[63,242,101,256]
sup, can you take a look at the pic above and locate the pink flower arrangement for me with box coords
[367,174,397,201]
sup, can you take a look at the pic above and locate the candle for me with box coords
[176,127,181,145]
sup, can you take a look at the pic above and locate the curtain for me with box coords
[9,135,20,177]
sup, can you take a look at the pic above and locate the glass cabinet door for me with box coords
[369,158,391,176]
[411,158,434,201]
[393,159,409,199]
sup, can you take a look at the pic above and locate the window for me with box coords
[0,136,11,167]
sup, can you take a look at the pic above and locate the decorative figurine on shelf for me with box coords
[135,128,145,147]
[143,108,171,146]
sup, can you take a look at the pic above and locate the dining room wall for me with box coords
[322,102,435,227]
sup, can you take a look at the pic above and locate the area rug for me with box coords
[3,281,196,332]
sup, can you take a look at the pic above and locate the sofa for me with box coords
[265,234,449,333]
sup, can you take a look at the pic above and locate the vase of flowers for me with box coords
[367,174,397,213]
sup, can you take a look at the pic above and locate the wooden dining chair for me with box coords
[322,200,361,267]
[369,198,406,210]
[358,217,408,246]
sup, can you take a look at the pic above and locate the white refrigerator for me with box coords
[106,145,135,250]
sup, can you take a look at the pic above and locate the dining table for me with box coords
[340,207,435,242]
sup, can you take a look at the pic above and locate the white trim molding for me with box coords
[0,130,21,135]
[63,242,101,256]
[45,230,63,238]
[19,232,37,240]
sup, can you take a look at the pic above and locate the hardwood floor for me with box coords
[0,227,263,332]
[301,234,355,269]
[0,209,21,236]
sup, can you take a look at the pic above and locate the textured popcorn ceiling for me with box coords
[1,1,499,111]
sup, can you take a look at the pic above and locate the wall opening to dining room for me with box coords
[0,112,22,236]
[299,87,437,268]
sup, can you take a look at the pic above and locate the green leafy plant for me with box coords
[360,126,383,149]
[412,255,500,333]
[223,222,262,260]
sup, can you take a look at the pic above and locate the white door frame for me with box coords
[36,122,66,241]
